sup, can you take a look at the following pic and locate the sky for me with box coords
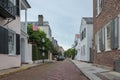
[21,0,93,50]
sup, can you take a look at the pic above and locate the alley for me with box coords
[0,60,88,80]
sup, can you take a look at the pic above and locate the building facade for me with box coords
[20,0,32,64]
[38,15,52,41]
[79,17,93,62]
[27,15,52,41]
[0,0,21,70]
[74,34,81,60]
[93,0,120,70]
[52,37,59,51]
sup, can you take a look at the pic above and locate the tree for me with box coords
[64,48,76,59]
[27,24,59,60]
[27,23,46,46]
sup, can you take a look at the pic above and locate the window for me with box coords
[95,30,103,53]
[81,28,86,41]
[98,27,105,52]
[106,22,111,50]
[96,0,104,16]
[8,31,16,55]
[96,31,100,52]
[84,28,86,38]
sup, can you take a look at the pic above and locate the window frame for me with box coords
[96,31,101,53]
[8,30,16,56]
[105,22,111,51]
[96,0,104,17]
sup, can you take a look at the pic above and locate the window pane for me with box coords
[8,31,15,55]
[107,23,111,49]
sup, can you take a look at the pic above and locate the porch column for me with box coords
[25,9,27,33]
[24,37,28,62]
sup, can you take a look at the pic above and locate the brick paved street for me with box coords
[1,60,89,80]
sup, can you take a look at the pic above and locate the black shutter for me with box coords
[16,34,20,55]
[114,17,119,49]
[110,20,115,50]
[16,0,20,16]
[0,26,8,54]
[4,29,8,54]
[0,27,4,53]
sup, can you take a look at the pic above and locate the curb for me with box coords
[0,64,40,79]
[70,60,90,80]
[0,61,55,79]
[70,60,102,80]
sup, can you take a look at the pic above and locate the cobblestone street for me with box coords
[1,60,89,80]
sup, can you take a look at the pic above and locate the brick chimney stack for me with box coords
[38,15,43,26]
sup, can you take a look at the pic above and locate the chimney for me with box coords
[38,15,43,26]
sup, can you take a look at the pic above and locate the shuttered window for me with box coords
[16,34,20,55]
[114,17,119,49]
[102,27,105,51]
[0,26,8,54]
[16,0,20,16]
[106,22,111,50]
[99,27,105,52]
[110,17,119,50]
[8,30,16,55]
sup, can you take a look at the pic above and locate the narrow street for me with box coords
[1,60,88,80]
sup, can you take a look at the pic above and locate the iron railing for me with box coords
[0,0,16,18]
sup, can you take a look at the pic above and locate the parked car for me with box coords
[57,56,65,61]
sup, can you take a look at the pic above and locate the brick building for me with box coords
[93,0,120,70]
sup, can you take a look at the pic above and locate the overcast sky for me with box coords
[21,0,93,50]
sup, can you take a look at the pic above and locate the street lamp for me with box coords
[42,38,45,63]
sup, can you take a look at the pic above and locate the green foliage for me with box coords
[32,45,39,61]
[32,44,48,61]
[27,24,46,46]
[28,24,58,60]
[64,48,76,59]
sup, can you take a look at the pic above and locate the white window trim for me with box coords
[8,30,16,56]
[96,0,104,17]
[96,31,101,53]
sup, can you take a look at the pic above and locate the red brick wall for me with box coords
[93,0,120,69]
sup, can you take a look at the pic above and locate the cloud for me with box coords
[24,0,93,49]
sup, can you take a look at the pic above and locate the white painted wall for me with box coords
[20,35,33,64]
[38,26,52,41]
[0,54,21,70]
[0,16,21,70]
[75,19,93,62]
[27,44,33,64]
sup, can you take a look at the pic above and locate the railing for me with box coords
[0,0,16,17]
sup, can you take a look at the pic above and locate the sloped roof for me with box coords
[83,17,93,24]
